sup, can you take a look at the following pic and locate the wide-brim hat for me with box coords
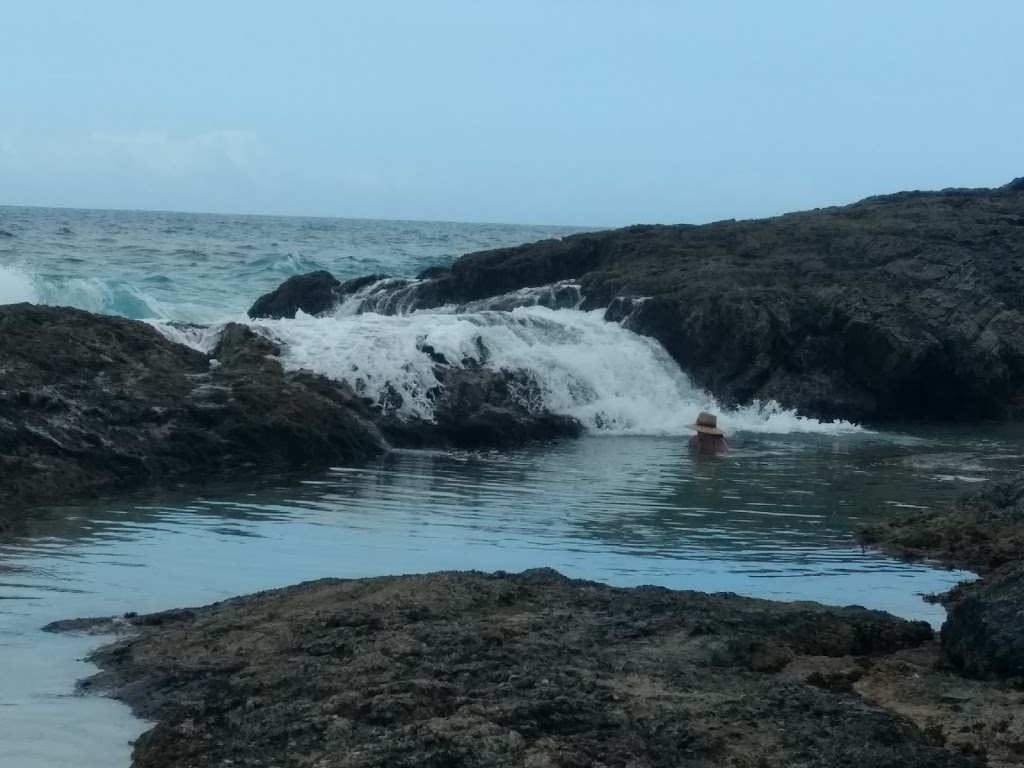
[687,411,724,436]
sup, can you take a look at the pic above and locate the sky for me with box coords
[1,1,1022,226]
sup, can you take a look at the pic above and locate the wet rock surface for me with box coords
[858,474,1024,574]
[51,568,996,768]
[0,306,382,511]
[0,306,575,515]
[246,269,342,319]
[377,367,583,449]
[263,180,1024,422]
[860,475,1024,682]
[942,562,1024,680]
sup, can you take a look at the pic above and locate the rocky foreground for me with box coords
[251,179,1024,423]
[860,474,1024,681]
[48,568,1024,768]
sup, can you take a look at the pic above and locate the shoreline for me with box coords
[36,469,1024,767]
[48,567,1020,768]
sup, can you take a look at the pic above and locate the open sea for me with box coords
[2,205,1022,767]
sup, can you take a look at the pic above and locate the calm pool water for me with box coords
[2,427,1022,767]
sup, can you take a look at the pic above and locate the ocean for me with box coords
[2,205,1023,767]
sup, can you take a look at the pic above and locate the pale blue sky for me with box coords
[1,1,1022,226]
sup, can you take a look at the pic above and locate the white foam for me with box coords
[0,264,39,304]
[239,306,860,436]
[148,320,235,352]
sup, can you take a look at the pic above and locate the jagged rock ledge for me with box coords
[48,567,1022,768]
[0,304,580,515]
[859,475,1024,682]
[251,179,1024,423]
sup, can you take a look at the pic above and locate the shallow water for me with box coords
[3,427,1023,767]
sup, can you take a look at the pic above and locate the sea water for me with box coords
[2,205,1022,767]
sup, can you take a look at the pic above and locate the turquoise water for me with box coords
[0,206,592,321]
[2,206,1022,766]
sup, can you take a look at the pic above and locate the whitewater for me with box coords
[0,205,858,437]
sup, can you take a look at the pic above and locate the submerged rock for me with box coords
[52,567,987,768]
[247,269,341,319]
[942,562,1024,679]
[260,181,1024,422]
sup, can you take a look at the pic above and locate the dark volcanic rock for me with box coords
[942,562,1024,680]
[380,367,583,449]
[337,272,390,297]
[0,306,382,510]
[247,269,341,319]
[858,473,1024,573]
[859,474,1024,680]
[1,306,581,512]
[281,182,1024,422]
[55,568,984,768]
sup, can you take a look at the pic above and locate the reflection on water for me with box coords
[1,426,1023,768]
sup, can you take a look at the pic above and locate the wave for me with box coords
[0,265,38,304]
[160,304,860,437]
[238,253,329,277]
[0,263,172,319]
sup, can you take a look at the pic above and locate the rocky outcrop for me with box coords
[859,475,1024,681]
[0,305,578,513]
[262,180,1024,422]
[246,269,341,319]
[858,474,1024,573]
[376,367,583,449]
[247,272,393,319]
[942,562,1024,679]
[48,568,989,768]
[0,305,382,510]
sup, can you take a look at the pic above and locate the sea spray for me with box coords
[0,264,38,304]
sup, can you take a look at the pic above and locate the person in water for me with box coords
[687,411,730,453]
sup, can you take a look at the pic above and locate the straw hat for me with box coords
[687,411,724,436]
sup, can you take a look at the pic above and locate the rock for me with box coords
[336,272,390,298]
[379,367,583,449]
[858,473,1024,573]
[247,269,341,319]
[271,181,1024,421]
[942,562,1024,679]
[54,568,983,768]
[859,474,1024,680]
[0,305,582,511]
[0,304,383,510]
[210,322,280,372]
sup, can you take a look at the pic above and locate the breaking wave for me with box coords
[0,263,220,321]
[159,299,861,437]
